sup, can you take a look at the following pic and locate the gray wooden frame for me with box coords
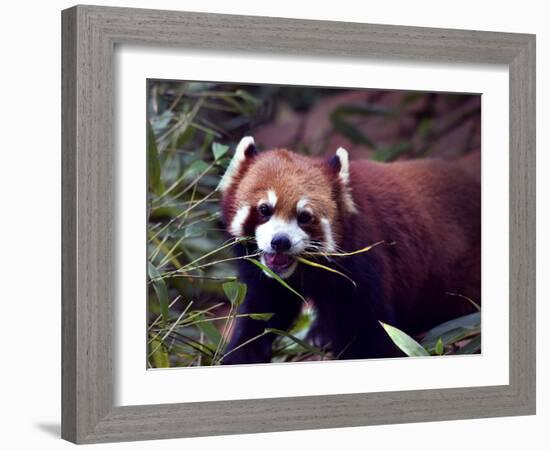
[61,5,536,444]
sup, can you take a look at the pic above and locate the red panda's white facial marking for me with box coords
[266,190,278,208]
[296,197,310,211]
[296,197,314,220]
[229,204,250,237]
[256,215,309,255]
[320,218,336,252]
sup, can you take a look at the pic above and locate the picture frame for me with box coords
[61,4,536,444]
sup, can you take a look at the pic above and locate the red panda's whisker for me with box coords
[303,240,387,258]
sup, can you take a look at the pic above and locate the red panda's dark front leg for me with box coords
[221,271,302,365]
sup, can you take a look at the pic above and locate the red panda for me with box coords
[219,136,481,364]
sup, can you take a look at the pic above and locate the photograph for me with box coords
[146,80,482,368]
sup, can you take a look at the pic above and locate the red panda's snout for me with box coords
[219,136,357,279]
[253,191,317,278]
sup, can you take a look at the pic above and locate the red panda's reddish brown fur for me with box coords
[220,140,481,363]
[346,156,481,332]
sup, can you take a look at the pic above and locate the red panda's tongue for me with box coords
[264,253,292,268]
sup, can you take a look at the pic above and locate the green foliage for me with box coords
[212,142,229,161]
[371,142,412,162]
[420,312,480,353]
[266,328,326,357]
[456,334,481,354]
[147,262,169,326]
[330,103,393,150]
[272,305,322,362]
[248,313,275,321]
[246,258,306,303]
[146,81,328,368]
[435,338,444,356]
[296,256,357,289]
[147,121,164,195]
[380,322,430,357]
[195,314,223,348]
[222,281,247,307]
[380,298,481,357]
[150,336,170,368]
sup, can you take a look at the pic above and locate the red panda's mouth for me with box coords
[263,253,294,273]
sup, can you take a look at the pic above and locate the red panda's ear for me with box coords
[218,136,257,193]
[329,147,357,214]
[335,147,350,185]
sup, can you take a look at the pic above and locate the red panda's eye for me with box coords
[258,203,272,218]
[297,211,313,225]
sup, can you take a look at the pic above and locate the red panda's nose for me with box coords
[271,234,291,253]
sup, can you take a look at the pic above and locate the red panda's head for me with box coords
[219,136,357,279]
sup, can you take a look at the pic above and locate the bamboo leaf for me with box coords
[332,104,392,117]
[456,334,481,355]
[435,337,444,356]
[265,328,325,356]
[249,313,275,321]
[236,89,262,106]
[246,258,306,303]
[421,312,481,351]
[147,120,164,195]
[371,142,411,162]
[296,257,357,289]
[212,142,229,160]
[150,110,174,133]
[150,336,170,368]
[331,115,376,149]
[304,240,386,258]
[184,160,210,178]
[380,321,430,357]
[222,281,247,307]
[446,292,481,312]
[196,315,223,347]
[148,262,169,326]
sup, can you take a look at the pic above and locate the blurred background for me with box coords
[146,80,481,368]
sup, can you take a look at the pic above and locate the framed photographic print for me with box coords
[61,5,536,444]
